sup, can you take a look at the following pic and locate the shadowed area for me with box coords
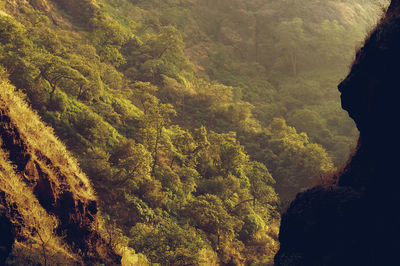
[275,1,400,265]
[0,200,15,265]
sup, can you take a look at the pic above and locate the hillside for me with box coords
[0,69,128,264]
[0,0,386,264]
[99,0,385,199]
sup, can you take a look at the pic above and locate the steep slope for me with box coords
[275,1,400,265]
[0,0,387,264]
[0,1,281,264]
[0,69,121,264]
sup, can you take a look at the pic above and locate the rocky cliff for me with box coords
[0,70,120,264]
[275,1,400,265]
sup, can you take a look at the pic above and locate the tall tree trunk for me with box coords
[254,13,259,62]
[151,125,162,176]
[290,50,297,77]
[49,83,57,102]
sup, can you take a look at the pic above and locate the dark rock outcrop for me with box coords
[275,2,400,265]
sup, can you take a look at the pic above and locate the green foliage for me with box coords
[246,161,278,206]
[255,118,334,200]
[53,0,101,24]
[73,110,110,143]
[129,220,216,265]
[274,18,307,77]
[0,0,383,264]
[184,194,245,263]
[89,16,128,66]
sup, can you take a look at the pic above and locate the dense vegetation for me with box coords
[0,0,385,264]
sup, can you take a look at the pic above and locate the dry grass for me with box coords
[0,67,98,263]
[0,149,81,265]
[7,240,80,265]
[0,69,96,201]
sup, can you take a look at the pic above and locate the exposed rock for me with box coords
[276,187,369,265]
[275,1,400,265]
[0,88,121,264]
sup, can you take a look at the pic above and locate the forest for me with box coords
[0,0,386,265]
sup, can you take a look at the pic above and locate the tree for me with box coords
[313,20,347,68]
[288,108,333,149]
[73,110,109,143]
[259,118,334,201]
[129,220,216,265]
[109,139,153,187]
[89,16,128,66]
[67,54,102,100]
[274,18,307,77]
[134,86,177,175]
[139,25,189,81]
[129,81,158,110]
[33,54,87,102]
[184,194,245,263]
[151,26,185,60]
[245,161,278,207]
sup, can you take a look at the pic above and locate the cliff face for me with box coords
[0,73,120,264]
[275,1,400,265]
